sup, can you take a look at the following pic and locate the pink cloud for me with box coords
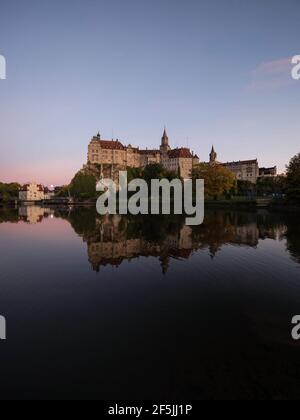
[247,57,294,91]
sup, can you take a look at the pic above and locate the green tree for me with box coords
[236,180,256,196]
[286,153,300,203]
[193,163,236,200]
[142,163,178,185]
[0,182,20,202]
[257,176,287,197]
[56,185,70,198]
[127,167,143,183]
[70,172,97,200]
[142,163,166,185]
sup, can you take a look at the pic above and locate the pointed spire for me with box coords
[160,126,171,152]
[210,145,217,163]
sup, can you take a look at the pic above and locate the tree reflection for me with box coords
[64,208,291,273]
[0,206,298,273]
[284,213,300,264]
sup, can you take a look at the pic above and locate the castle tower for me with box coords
[160,128,171,153]
[210,146,217,164]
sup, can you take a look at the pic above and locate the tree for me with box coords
[70,172,97,200]
[127,167,143,183]
[0,182,20,202]
[193,163,236,200]
[142,163,166,185]
[257,176,287,197]
[142,164,178,185]
[56,185,70,198]
[286,153,300,203]
[236,180,256,196]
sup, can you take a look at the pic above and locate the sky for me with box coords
[0,0,300,186]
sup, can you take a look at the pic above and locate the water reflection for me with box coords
[1,206,298,271]
[68,209,291,273]
[19,206,54,224]
[0,205,300,399]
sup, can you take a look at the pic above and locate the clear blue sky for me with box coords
[0,0,300,185]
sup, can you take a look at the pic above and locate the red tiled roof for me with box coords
[92,136,126,150]
[20,183,44,192]
[168,148,193,159]
[98,140,126,150]
[20,184,30,192]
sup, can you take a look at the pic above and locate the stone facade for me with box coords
[208,146,273,184]
[87,133,276,184]
[222,160,260,184]
[87,130,199,179]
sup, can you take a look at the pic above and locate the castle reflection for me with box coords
[64,209,288,273]
[1,206,296,273]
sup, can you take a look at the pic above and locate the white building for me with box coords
[19,183,45,202]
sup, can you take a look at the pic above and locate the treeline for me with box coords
[58,164,180,201]
[57,152,300,205]
[0,182,20,203]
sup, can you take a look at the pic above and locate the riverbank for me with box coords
[3,197,300,213]
[205,198,300,212]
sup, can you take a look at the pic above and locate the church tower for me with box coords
[210,146,217,164]
[160,128,171,153]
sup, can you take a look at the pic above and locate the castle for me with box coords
[86,129,277,183]
[209,146,277,184]
[87,129,199,179]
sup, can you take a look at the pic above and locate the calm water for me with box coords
[0,206,300,400]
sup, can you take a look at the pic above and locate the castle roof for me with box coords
[20,183,44,192]
[168,148,193,159]
[97,139,126,150]
[139,149,160,155]
[259,166,277,175]
[259,166,277,171]
[223,159,258,166]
